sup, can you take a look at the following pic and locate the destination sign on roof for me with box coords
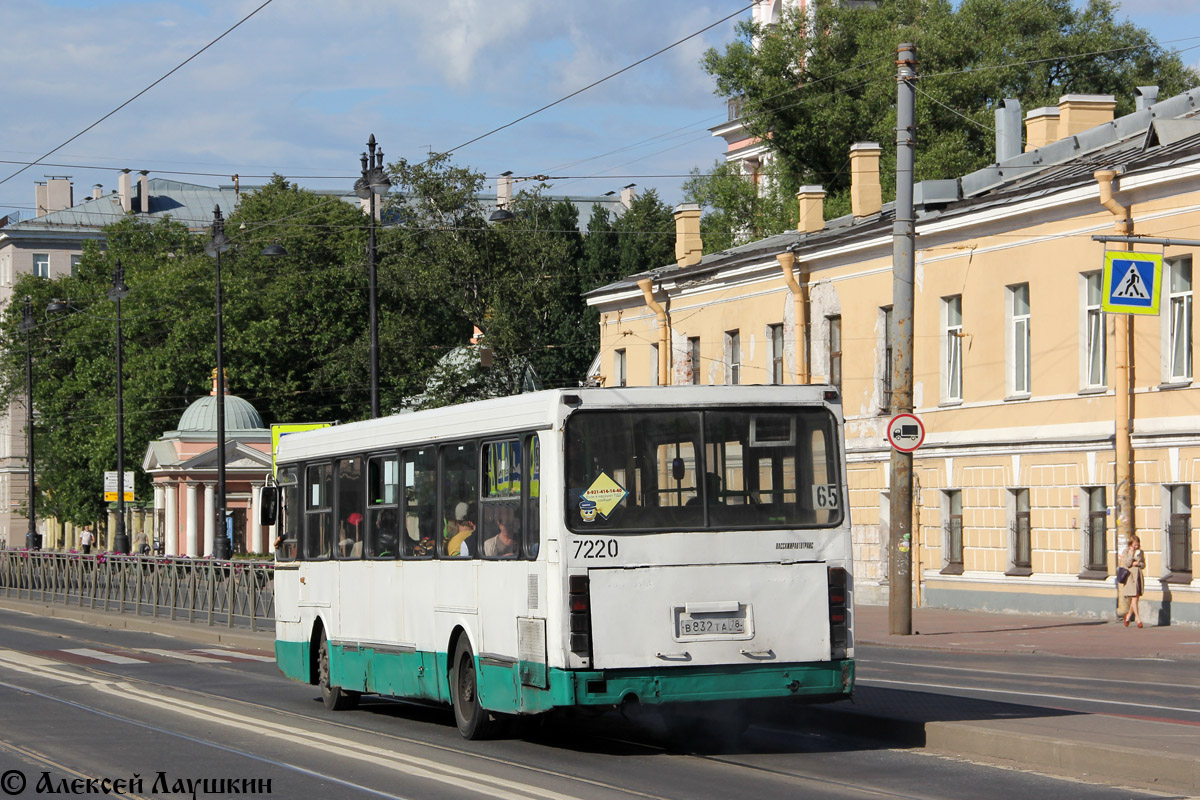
[1102,252,1161,315]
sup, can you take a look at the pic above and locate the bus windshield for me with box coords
[565,407,842,532]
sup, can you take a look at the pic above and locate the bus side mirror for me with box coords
[260,485,279,526]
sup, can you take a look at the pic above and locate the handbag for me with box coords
[1116,566,1130,584]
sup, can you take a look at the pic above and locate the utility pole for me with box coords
[889,43,917,635]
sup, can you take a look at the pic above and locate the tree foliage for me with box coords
[690,0,1199,248]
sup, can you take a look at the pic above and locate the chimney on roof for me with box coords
[118,169,132,214]
[35,182,48,217]
[137,171,150,214]
[1058,94,1115,139]
[673,203,703,268]
[995,98,1022,163]
[1024,106,1059,151]
[497,171,514,210]
[797,185,825,233]
[1135,86,1159,111]
[92,184,103,200]
[37,177,73,217]
[621,183,637,209]
[849,142,882,218]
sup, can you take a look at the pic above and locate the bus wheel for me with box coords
[318,633,359,711]
[451,638,501,739]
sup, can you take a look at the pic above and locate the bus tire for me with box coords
[451,637,501,739]
[318,633,359,712]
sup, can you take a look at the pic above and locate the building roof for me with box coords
[586,86,1200,300]
[160,392,269,442]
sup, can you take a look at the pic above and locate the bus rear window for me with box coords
[565,408,842,532]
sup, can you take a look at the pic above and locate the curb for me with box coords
[0,597,273,653]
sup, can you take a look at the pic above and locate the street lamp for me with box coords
[206,207,287,560]
[353,133,391,418]
[109,261,131,554]
[18,297,37,550]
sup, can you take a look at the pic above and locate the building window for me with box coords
[688,337,701,385]
[1007,488,1032,576]
[33,253,49,278]
[614,349,626,388]
[880,306,893,412]
[1168,257,1192,382]
[1082,487,1107,574]
[725,330,741,385]
[650,344,659,386]
[1084,272,1106,388]
[941,489,963,574]
[1166,484,1192,578]
[70,254,82,276]
[1009,283,1031,396]
[944,295,962,402]
[827,316,841,391]
[769,323,784,385]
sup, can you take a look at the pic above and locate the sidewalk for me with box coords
[831,604,1200,794]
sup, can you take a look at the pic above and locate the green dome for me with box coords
[177,394,265,433]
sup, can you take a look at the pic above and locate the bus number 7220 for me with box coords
[574,539,619,559]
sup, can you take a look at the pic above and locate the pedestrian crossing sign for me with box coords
[1102,252,1161,315]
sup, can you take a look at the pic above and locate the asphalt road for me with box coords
[0,609,1174,800]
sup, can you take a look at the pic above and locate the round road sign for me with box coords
[887,413,925,453]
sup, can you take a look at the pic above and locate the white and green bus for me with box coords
[267,386,853,739]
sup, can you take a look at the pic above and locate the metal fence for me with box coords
[0,551,275,632]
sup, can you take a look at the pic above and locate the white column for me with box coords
[185,482,199,557]
[165,483,178,556]
[249,483,263,554]
[153,484,164,552]
[203,483,216,557]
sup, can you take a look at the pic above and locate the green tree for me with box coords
[692,0,1198,247]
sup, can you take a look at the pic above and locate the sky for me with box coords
[1,0,1198,224]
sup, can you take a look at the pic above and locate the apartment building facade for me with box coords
[587,87,1200,624]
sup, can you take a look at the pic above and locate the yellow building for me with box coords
[586,87,1200,624]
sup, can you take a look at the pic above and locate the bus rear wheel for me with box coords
[318,633,359,711]
[451,637,502,739]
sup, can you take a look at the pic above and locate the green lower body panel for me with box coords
[276,638,853,715]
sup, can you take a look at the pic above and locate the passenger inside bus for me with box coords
[444,502,476,557]
[483,505,520,558]
[686,472,722,507]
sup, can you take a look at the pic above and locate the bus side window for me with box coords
[441,442,478,558]
[305,463,332,559]
[481,439,522,559]
[525,435,540,559]
[336,457,364,559]
[367,455,400,559]
[275,467,299,561]
[402,447,437,559]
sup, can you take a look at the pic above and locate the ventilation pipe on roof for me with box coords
[496,171,514,210]
[620,183,637,209]
[137,171,150,214]
[776,250,809,384]
[995,98,1022,162]
[92,184,103,200]
[849,142,882,218]
[797,186,825,233]
[1024,107,1060,151]
[35,182,48,217]
[1059,94,1116,139]
[637,278,670,385]
[1094,168,1134,564]
[1135,86,1159,111]
[118,169,132,214]
[673,203,703,268]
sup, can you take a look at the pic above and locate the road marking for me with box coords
[139,649,227,664]
[0,652,88,686]
[61,648,148,665]
[863,658,1200,690]
[0,649,63,668]
[193,648,274,662]
[858,677,1200,717]
[100,681,591,800]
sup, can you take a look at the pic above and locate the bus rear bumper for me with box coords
[567,659,854,707]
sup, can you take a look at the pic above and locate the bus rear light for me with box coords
[569,573,592,657]
[828,566,849,652]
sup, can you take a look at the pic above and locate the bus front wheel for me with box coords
[318,633,360,711]
[451,637,502,739]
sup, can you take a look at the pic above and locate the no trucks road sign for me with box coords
[887,413,925,453]
[1102,252,1161,315]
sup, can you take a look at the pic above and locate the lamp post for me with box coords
[18,297,37,550]
[206,206,233,560]
[353,134,391,418]
[109,261,131,554]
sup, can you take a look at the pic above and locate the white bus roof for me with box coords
[274,385,839,464]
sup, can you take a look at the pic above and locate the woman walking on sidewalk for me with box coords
[1120,534,1146,628]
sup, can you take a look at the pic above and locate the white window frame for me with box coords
[1005,488,1032,576]
[614,349,626,388]
[32,253,50,279]
[1008,283,1031,397]
[1162,256,1192,384]
[688,337,701,385]
[1079,486,1108,575]
[879,306,893,413]
[650,344,659,386]
[940,489,963,575]
[769,323,784,385]
[827,316,841,392]
[942,295,962,404]
[725,330,741,385]
[1081,272,1106,390]
[1162,484,1192,578]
